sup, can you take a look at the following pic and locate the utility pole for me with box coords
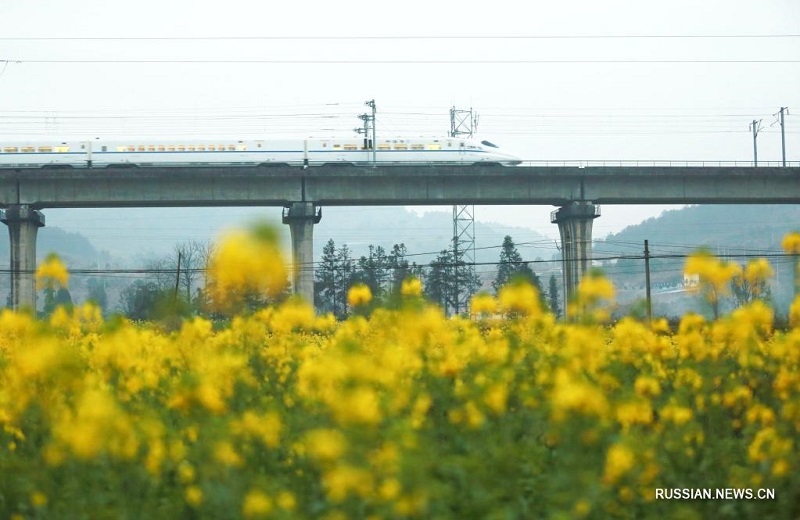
[449,106,478,315]
[173,252,182,302]
[644,240,652,323]
[750,119,762,167]
[355,99,377,166]
[779,107,789,167]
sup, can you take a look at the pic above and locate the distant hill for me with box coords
[0,227,101,267]
[594,205,800,315]
[42,206,556,269]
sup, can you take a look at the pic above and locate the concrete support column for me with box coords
[1,205,45,312]
[282,202,321,304]
[551,201,600,307]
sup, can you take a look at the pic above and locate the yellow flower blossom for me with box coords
[304,429,347,462]
[781,232,800,254]
[470,292,497,316]
[242,490,272,518]
[498,281,541,317]
[35,253,70,290]
[207,225,288,310]
[603,443,635,485]
[400,277,422,297]
[348,284,372,307]
[185,486,203,507]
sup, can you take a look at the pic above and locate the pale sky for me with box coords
[0,0,798,255]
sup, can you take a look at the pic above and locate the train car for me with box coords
[0,136,522,167]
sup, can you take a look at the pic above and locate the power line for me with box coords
[2,35,799,41]
[4,59,798,64]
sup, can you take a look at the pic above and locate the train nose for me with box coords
[501,153,523,166]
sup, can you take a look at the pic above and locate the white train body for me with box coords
[0,137,521,167]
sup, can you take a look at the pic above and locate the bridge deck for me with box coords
[0,165,797,208]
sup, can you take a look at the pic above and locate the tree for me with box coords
[493,235,544,296]
[174,240,212,305]
[388,243,411,296]
[335,244,356,319]
[86,278,108,311]
[42,286,73,316]
[353,245,389,304]
[119,280,165,320]
[730,259,773,308]
[547,274,561,317]
[315,239,339,314]
[425,250,456,313]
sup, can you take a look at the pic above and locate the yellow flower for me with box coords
[684,251,741,298]
[185,486,203,507]
[305,429,347,462]
[322,464,373,502]
[400,277,422,297]
[242,490,272,518]
[790,295,800,328]
[781,232,800,254]
[35,253,69,289]
[213,441,244,467]
[207,224,288,310]
[483,383,509,415]
[603,443,635,485]
[497,281,541,316]
[470,292,497,316]
[30,490,47,507]
[568,271,615,321]
[347,284,372,307]
[634,376,661,398]
[276,491,296,511]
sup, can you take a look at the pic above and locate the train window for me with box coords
[343,144,357,150]
[3,147,18,153]
[178,145,186,151]
[410,144,424,150]
[227,145,236,151]
[257,143,262,148]
[219,144,226,151]
[481,140,499,148]
[333,144,341,149]
[21,146,35,153]
[137,145,145,152]
[322,143,327,147]
[394,144,407,150]
[127,146,136,152]
[198,145,205,151]
[147,145,155,152]
[426,144,442,150]
[102,146,108,152]
[208,145,216,151]
[54,146,70,153]
[38,146,53,153]
[377,144,391,150]
[236,144,247,151]
[116,146,126,152]
[188,145,196,151]
[460,142,465,148]
[158,145,165,152]
[168,145,176,152]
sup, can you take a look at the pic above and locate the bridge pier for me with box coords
[551,201,600,308]
[282,202,321,304]
[1,205,45,312]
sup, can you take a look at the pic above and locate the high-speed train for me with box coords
[0,136,522,168]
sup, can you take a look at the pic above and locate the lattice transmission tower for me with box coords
[450,107,479,314]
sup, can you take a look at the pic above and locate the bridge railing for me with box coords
[518,160,800,168]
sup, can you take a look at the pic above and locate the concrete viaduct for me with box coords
[1,164,799,311]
